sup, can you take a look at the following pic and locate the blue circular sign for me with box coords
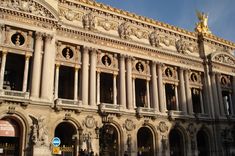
[52,137,61,147]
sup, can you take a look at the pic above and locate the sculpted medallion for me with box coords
[84,115,96,129]
[158,121,168,133]
[124,119,135,131]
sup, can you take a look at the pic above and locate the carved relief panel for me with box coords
[163,65,178,84]
[132,59,150,80]
[220,75,232,90]
[189,71,203,88]
[3,26,33,54]
[97,51,118,73]
[56,41,81,67]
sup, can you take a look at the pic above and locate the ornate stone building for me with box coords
[0,0,234,156]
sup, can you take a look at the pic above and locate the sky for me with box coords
[95,0,235,43]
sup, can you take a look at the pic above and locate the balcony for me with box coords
[98,103,122,115]
[54,98,81,113]
[0,89,29,104]
[136,107,156,118]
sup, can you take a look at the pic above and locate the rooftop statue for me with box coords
[195,11,211,34]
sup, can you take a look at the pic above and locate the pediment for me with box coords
[211,52,235,66]
[0,0,59,20]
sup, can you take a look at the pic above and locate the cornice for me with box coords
[70,0,235,47]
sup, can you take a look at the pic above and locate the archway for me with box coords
[55,122,77,156]
[99,124,119,156]
[197,130,210,156]
[137,127,154,156]
[0,117,23,156]
[169,129,185,156]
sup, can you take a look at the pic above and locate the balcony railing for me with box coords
[55,98,81,112]
[136,107,156,117]
[98,103,122,114]
[0,89,29,101]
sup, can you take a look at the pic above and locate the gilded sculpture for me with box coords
[195,11,211,34]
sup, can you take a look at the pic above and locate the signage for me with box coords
[52,147,61,154]
[52,137,61,147]
[0,120,18,137]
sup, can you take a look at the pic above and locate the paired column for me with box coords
[74,66,79,101]
[179,68,187,113]
[82,46,89,106]
[126,56,133,109]
[22,54,30,92]
[157,63,166,113]
[113,74,117,105]
[232,76,235,115]
[215,73,225,115]
[119,54,126,109]
[89,48,97,106]
[96,72,100,105]
[146,80,150,108]
[54,64,60,100]
[151,61,159,111]
[210,72,220,117]
[41,34,55,101]
[31,32,43,98]
[0,50,7,90]
[184,69,193,115]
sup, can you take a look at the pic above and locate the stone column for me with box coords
[132,78,136,108]
[175,85,179,111]
[82,46,89,106]
[89,48,97,106]
[41,34,55,101]
[228,93,233,115]
[126,56,133,109]
[22,54,30,92]
[151,61,159,111]
[113,74,117,105]
[184,69,193,115]
[54,64,60,100]
[146,80,150,108]
[0,50,7,90]
[210,72,220,117]
[216,73,225,116]
[31,32,43,98]
[232,76,235,114]
[96,72,100,105]
[157,63,166,113]
[119,54,126,108]
[74,66,79,101]
[200,91,204,114]
[179,68,187,113]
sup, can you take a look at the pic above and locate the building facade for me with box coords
[0,0,235,156]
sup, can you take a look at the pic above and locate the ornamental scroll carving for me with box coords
[213,54,235,66]
[59,9,80,21]
[0,0,55,19]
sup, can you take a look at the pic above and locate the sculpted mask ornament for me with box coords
[124,119,135,131]
[149,31,160,47]
[118,22,131,40]
[187,123,196,138]
[195,11,211,34]
[82,12,96,30]
[158,121,168,133]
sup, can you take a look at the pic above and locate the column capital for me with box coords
[55,62,61,68]
[74,65,79,70]
[35,32,43,40]
[90,48,97,55]
[44,34,53,41]
[25,52,31,59]
[83,46,89,53]
[156,61,164,67]
[2,49,8,55]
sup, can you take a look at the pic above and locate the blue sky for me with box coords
[96,0,235,43]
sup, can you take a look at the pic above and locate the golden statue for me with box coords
[195,11,211,34]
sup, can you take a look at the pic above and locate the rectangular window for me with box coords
[100,73,113,104]
[135,78,147,107]
[165,83,177,110]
